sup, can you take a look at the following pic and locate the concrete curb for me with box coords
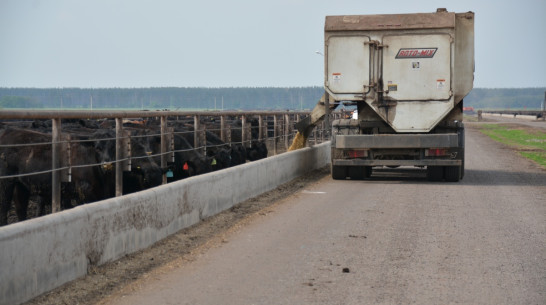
[0,142,330,305]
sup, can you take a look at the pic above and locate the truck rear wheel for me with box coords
[444,166,461,182]
[427,166,444,181]
[364,166,372,178]
[331,165,347,180]
[346,166,373,180]
[461,157,465,179]
[347,166,362,180]
[348,166,363,180]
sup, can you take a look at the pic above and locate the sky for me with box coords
[0,0,545,89]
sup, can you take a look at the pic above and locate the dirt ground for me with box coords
[24,167,330,305]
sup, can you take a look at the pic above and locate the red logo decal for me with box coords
[396,48,437,59]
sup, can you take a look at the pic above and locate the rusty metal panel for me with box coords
[325,12,456,32]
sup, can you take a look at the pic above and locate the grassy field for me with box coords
[478,124,546,168]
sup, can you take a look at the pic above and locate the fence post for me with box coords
[258,115,264,141]
[227,119,232,146]
[170,128,175,163]
[160,116,167,185]
[241,115,247,148]
[51,118,61,213]
[221,115,227,142]
[194,115,201,155]
[202,124,207,157]
[321,121,325,142]
[540,91,546,121]
[115,118,123,197]
[273,115,278,155]
[62,135,71,183]
[284,113,290,149]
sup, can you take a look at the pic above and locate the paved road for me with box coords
[103,125,545,305]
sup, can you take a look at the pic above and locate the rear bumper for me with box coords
[332,133,462,167]
[334,134,459,149]
[333,159,461,166]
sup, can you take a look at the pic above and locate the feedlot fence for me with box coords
[0,110,344,225]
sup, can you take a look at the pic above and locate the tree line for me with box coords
[0,87,544,110]
[464,87,545,110]
[0,87,324,111]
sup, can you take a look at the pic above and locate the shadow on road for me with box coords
[346,167,546,187]
[461,169,546,186]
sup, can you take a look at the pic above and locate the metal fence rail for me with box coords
[479,110,546,120]
[0,110,342,222]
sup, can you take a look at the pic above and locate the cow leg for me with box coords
[61,182,76,210]
[0,179,15,226]
[13,183,30,222]
[36,194,52,217]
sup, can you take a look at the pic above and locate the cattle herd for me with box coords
[0,116,270,226]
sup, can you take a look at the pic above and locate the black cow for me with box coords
[230,144,247,166]
[0,127,118,225]
[0,128,54,225]
[168,133,212,181]
[59,145,114,209]
[247,140,268,161]
[122,127,165,194]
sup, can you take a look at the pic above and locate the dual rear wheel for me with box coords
[331,165,372,180]
[427,165,462,182]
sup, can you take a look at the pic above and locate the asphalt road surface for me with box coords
[102,124,545,305]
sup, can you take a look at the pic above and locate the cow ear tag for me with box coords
[166,169,174,178]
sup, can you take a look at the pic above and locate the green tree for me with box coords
[0,96,42,108]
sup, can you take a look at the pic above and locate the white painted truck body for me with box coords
[325,10,474,132]
[321,9,475,181]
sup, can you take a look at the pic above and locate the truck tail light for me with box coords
[346,150,368,158]
[425,148,448,157]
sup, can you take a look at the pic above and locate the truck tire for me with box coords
[444,166,461,182]
[461,157,465,179]
[459,125,465,179]
[364,166,373,178]
[347,166,373,180]
[427,166,444,181]
[348,166,365,180]
[331,165,347,180]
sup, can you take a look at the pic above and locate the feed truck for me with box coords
[294,9,474,182]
